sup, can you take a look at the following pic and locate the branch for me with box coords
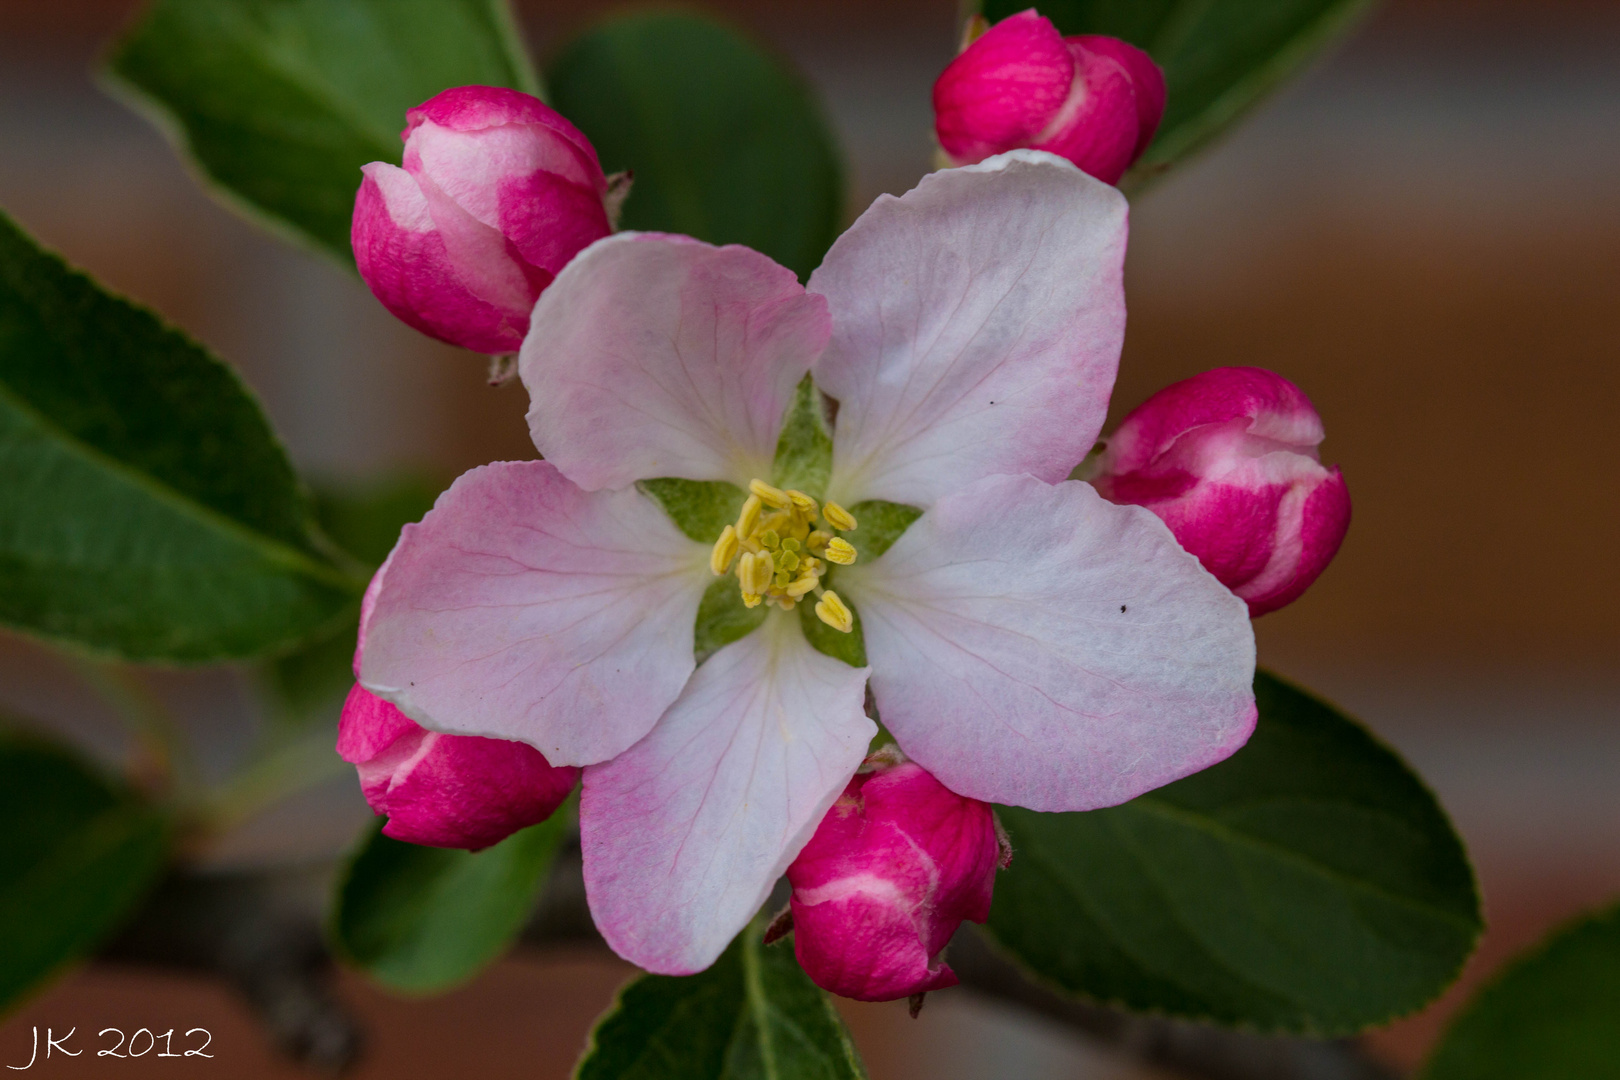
[100,869,362,1074]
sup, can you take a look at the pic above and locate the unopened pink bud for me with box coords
[337,684,577,850]
[785,752,1007,1002]
[932,11,1164,184]
[1091,367,1352,617]
[351,85,613,355]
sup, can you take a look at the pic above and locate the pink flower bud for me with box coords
[337,684,578,850]
[351,85,613,355]
[785,752,1008,1002]
[1091,367,1352,617]
[932,11,1165,184]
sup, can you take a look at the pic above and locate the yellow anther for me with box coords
[737,494,763,537]
[742,592,763,609]
[823,537,857,566]
[806,530,831,553]
[822,502,857,532]
[815,591,854,634]
[774,595,797,612]
[786,490,818,516]
[709,525,739,575]
[760,529,780,550]
[802,556,823,574]
[780,537,801,553]
[749,479,792,509]
[785,574,820,598]
[737,550,773,596]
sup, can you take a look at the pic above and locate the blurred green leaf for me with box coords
[0,209,356,662]
[1422,900,1620,1080]
[986,669,1480,1034]
[549,12,844,280]
[262,474,443,719]
[331,809,569,994]
[975,0,1377,189]
[105,0,540,264]
[0,733,171,1012]
[576,917,866,1080]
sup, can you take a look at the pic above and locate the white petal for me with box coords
[809,150,1128,507]
[521,233,829,491]
[359,461,709,767]
[841,474,1256,812]
[581,616,874,974]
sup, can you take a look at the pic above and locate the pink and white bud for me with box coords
[337,684,578,850]
[784,752,1008,1002]
[932,11,1165,184]
[351,85,613,355]
[1090,367,1352,617]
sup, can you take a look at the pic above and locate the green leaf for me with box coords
[695,577,767,665]
[639,478,748,544]
[975,0,1378,188]
[0,209,357,662]
[0,733,171,1011]
[332,808,570,995]
[1422,901,1620,1080]
[262,473,445,719]
[549,12,844,280]
[576,917,866,1080]
[772,376,833,501]
[845,501,921,560]
[105,0,541,264]
[985,669,1480,1034]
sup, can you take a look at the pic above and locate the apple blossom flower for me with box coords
[336,565,579,850]
[785,751,1007,1002]
[933,10,1165,184]
[356,149,1256,977]
[351,85,613,355]
[1089,366,1352,617]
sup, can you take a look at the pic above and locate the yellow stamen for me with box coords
[805,530,831,553]
[737,494,763,537]
[822,502,857,532]
[737,550,773,596]
[786,490,818,516]
[815,591,854,633]
[742,592,763,609]
[709,525,739,575]
[785,574,820,598]
[749,479,792,509]
[823,537,857,566]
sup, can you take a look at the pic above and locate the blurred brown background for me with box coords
[1,0,1617,1076]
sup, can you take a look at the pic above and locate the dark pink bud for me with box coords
[1091,367,1352,617]
[932,11,1165,184]
[785,752,1007,1002]
[337,684,578,850]
[351,85,612,355]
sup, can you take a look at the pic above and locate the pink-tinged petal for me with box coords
[809,151,1127,508]
[406,85,606,183]
[407,116,606,227]
[352,164,527,354]
[933,11,1075,164]
[1235,466,1351,616]
[358,461,709,767]
[338,685,578,851]
[1074,35,1166,159]
[1031,40,1141,185]
[496,169,612,277]
[581,619,874,975]
[522,233,830,492]
[840,474,1256,812]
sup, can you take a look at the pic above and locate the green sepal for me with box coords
[771,375,833,501]
[638,478,748,544]
[575,914,867,1080]
[694,577,768,665]
[846,500,922,559]
[797,587,867,670]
